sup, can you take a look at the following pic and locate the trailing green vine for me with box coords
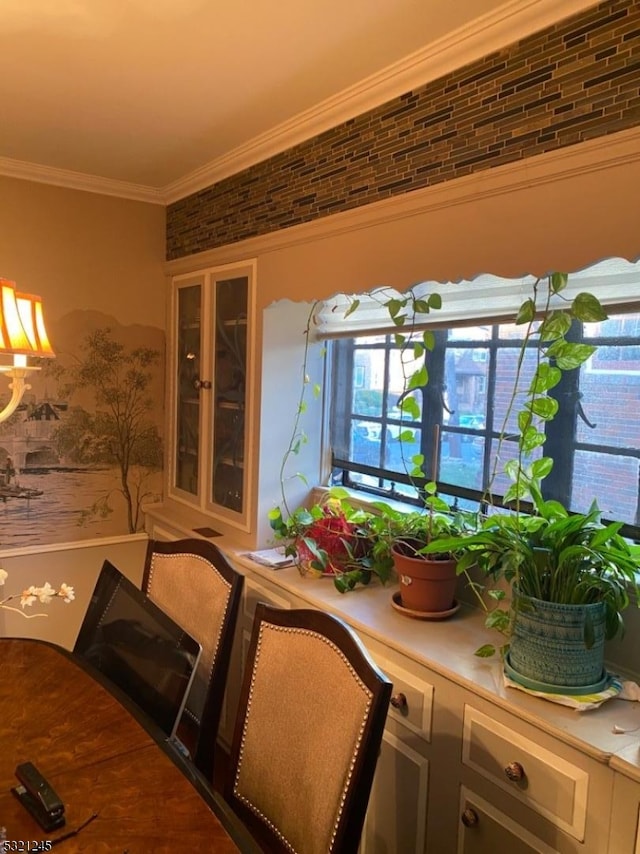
[276,300,323,520]
[424,272,640,657]
[268,286,456,591]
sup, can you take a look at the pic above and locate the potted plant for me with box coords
[424,273,640,691]
[268,487,394,594]
[429,485,640,689]
[268,288,446,596]
[266,300,394,593]
[344,286,477,616]
[365,488,475,616]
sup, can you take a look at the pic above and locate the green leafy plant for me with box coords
[366,486,475,563]
[430,487,640,656]
[269,287,455,593]
[424,273,640,656]
[268,487,393,593]
[366,288,484,586]
[487,275,604,513]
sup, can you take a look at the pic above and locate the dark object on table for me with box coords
[12,761,65,832]
[74,560,202,740]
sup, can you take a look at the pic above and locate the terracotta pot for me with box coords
[392,542,457,613]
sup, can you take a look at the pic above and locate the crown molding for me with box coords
[164,126,640,276]
[162,0,601,204]
[0,157,164,205]
[0,0,602,204]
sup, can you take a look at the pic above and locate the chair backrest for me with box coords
[226,604,392,854]
[143,537,244,778]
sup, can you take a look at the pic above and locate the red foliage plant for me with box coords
[295,507,361,575]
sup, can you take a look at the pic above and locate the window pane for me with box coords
[440,431,484,490]
[585,315,640,338]
[348,471,381,490]
[354,334,387,346]
[497,320,542,340]
[578,345,640,449]
[381,478,419,501]
[384,429,421,473]
[388,345,422,415]
[487,437,542,498]
[329,306,640,534]
[350,423,381,468]
[448,326,492,342]
[573,451,639,522]
[352,344,386,418]
[443,345,488,429]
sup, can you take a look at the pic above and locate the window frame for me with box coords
[329,312,640,541]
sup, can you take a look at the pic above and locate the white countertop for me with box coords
[224,542,640,780]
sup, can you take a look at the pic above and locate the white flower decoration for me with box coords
[59,583,75,603]
[20,587,38,608]
[0,568,75,618]
[35,582,56,604]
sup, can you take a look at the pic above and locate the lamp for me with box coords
[0,278,55,423]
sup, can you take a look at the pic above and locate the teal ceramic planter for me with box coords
[507,592,607,693]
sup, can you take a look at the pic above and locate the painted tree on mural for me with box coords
[52,328,163,533]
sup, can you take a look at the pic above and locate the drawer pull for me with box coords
[390,692,408,712]
[461,808,479,828]
[505,761,525,782]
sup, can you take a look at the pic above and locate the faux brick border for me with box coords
[167,0,640,261]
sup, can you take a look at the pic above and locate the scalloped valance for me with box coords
[314,257,640,339]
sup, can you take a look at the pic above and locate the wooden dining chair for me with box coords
[143,537,244,779]
[225,604,392,854]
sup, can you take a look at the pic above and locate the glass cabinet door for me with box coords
[170,262,254,531]
[210,275,248,514]
[174,281,202,496]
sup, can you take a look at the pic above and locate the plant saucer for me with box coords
[504,653,611,696]
[391,591,460,621]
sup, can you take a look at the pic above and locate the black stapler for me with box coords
[12,761,66,832]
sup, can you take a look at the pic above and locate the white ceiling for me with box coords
[0,0,599,203]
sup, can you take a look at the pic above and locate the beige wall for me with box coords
[0,177,166,551]
[0,534,149,649]
[0,176,165,327]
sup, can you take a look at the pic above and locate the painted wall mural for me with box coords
[0,310,165,551]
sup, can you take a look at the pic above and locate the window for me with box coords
[327,273,640,540]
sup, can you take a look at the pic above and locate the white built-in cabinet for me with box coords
[168,261,256,533]
[360,641,614,853]
[455,699,612,853]
[609,752,640,854]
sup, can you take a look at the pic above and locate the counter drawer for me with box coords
[374,654,433,740]
[462,705,588,841]
[458,786,556,854]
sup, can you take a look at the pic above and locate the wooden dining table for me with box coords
[0,638,253,852]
